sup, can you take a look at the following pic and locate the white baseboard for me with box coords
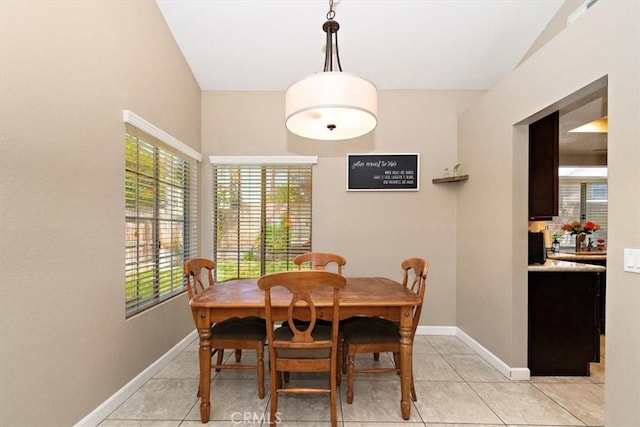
[417,326,530,381]
[74,329,199,427]
[416,325,457,336]
[454,328,530,380]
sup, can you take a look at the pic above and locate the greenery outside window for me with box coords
[211,157,317,282]
[124,111,200,317]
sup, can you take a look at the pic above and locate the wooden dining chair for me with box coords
[258,270,346,427]
[293,252,346,274]
[290,252,346,331]
[292,251,347,381]
[341,257,429,404]
[184,258,266,399]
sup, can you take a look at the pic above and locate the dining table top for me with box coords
[189,276,421,309]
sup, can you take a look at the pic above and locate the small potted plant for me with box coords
[453,163,462,176]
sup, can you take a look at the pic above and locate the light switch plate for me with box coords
[624,248,640,274]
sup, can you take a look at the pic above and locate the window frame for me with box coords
[124,111,201,317]
[210,156,317,282]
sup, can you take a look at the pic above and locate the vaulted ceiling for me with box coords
[156,0,606,160]
[155,0,564,91]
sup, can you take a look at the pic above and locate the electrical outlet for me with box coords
[624,248,640,274]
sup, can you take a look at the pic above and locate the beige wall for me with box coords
[201,90,483,327]
[457,1,640,424]
[0,1,201,425]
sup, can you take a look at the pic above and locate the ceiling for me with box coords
[155,0,605,159]
[558,85,608,160]
[155,0,564,91]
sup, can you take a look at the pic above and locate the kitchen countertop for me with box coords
[528,259,606,273]
[547,252,606,262]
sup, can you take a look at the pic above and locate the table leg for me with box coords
[197,311,212,423]
[399,307,413,420]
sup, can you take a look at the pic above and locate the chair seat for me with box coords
[341,317,399,344]
[273,324,333,358]
[212,316,267,341]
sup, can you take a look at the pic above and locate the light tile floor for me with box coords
[100,335,605,426]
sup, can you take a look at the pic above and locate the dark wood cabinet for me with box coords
[569,258,607,334]
[528,270,601,376]
[529,111,559,220]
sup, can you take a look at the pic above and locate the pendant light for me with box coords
[285,0,377,141]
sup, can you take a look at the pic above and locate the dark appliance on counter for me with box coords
[528,232,547,264]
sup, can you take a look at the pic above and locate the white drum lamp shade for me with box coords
[284,0,378,141]
[285,72,377,141]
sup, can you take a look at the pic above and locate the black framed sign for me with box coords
[346,153,420,191]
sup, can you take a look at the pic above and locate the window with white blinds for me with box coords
[211,157,316,282]
[124,112,199,317]
[549,179,608,249]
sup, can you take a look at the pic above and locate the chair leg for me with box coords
[235,349,242,362]
[373,352,380,361]
[330,361,338,427]
[257,344,265,399]
[215,349,224,372]
[336,342,342,386]
[410,376,417,401]
[341,338,347,374]
[392,351,415,399]
[392,351,400,374]
[347,350,355,404]
[269,372,279,426]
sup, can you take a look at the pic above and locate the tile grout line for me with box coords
[436,345,509,426]
[530,381,590,427]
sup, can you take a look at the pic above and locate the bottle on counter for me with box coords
[552,238,560,253]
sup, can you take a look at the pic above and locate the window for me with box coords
[124,111,200,317]
[211,157,317,282]
[549,169,608,249]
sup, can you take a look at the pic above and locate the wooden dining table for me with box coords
[189,276,421,423]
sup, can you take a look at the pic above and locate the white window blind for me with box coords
[212,159,315,282]
[549,179,608,249]
[124,117,199,317]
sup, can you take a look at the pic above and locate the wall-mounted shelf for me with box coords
[432,174,469,184]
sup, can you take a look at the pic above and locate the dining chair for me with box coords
[293,252,346,274]
[184,258,266,399]
[341,257,429,404]
[290,252,346,329]
[292,252,347,381]
[258,270,346,427]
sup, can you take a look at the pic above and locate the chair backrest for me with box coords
[293,252,346,275]
[258,270,346,352]
[184,258,215,300]
[400,257,429,336]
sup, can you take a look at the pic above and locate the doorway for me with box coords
[526,76,608,379]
